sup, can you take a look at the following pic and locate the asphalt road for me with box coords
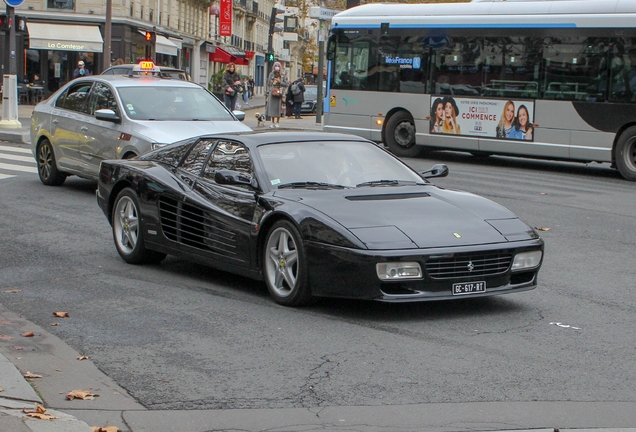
[1,139,635,429]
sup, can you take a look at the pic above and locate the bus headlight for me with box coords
[511,251,542,271]
[376,262,422,280]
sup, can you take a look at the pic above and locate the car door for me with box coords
[80,82,124,177]
[188,139,259,268]
[49,81,93,174]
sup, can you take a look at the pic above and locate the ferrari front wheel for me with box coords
[263,220,312,306]
[112,188,166,264]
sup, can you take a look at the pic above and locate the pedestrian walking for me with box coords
[222,63,241,111]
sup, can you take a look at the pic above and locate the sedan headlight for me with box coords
[151,143,168,150]
[376,262,422,280]
[511,251,542,271]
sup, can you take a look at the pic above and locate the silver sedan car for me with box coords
[31,72,251,186]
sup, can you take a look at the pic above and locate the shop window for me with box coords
[47,0,74,10]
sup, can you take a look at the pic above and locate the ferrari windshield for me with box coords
[117,86,235,121]
[257,141,426,188]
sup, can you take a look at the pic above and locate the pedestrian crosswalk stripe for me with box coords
[0,145,32,155]
[0,161,37,173]
[0,173,16,180]
[0,151,34,163]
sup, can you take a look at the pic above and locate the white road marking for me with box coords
[0,162,38,173]
[0,151,35,163]
[0,173,16,180]
[0,145,32,154]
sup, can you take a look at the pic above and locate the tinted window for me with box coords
[88,83,119,116]
[203,140,253,189]
[180,139,216,175]
[151,142,194,168]
[62,82,92,113]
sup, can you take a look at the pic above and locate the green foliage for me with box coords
[209,69,225,92]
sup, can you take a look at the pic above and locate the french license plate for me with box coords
[452,281,486,295]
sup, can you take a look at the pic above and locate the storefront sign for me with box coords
[429,96,535,141]
[47,42,87,50]
[219,0,232,37]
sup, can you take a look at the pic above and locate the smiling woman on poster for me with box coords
[441,96,461,134]
[496,100,516,139]
[430,98,444,133]
[510,105,534,140]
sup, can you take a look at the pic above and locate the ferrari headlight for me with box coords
[376,262,422,280]
[151,143,168,150]
[511,251,542,271]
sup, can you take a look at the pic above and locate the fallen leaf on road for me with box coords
[66,389,99,400]
[22,403,58,420]
[0,334,13,340]
[78,355,89,360]
[53,312,69,318]
[51,323,59,326]
[0,320,14,325]
[91,425,122,432]
[24,371,43,379]
[21,331,35,337]
[13,346,24,350]
[0,388,3,392]
[534,227,551,231]
[3,289,22,293]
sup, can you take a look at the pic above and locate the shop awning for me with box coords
[27,22,103,52]
[209,46,249,65]
[156,35,179,56]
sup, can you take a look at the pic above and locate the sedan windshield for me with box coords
[258,141,426,188]
[117,86,235,121]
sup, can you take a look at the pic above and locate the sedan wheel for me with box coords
[263,220,312,306]
[112,188,166,264]
[37,139,67,186]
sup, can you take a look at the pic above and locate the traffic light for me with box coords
[0,14,9,30]
[144,31,156,43]
[266,52,275,62]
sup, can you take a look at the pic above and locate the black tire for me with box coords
[385,111,422,158]
[615,126,636,181]
[112,188,166,264]
[470,151,493,159]
[36,139,67,186]
[263,220,312,306]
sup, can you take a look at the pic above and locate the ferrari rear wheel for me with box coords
[263,220,312,306]
[37,139,67,186]
[112,188,166,264]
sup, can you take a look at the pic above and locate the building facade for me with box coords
[0,0,306,98]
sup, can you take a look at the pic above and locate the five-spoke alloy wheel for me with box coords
[37,139,67,186]
[263,220,312,306]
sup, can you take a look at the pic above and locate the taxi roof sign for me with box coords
[132,61,161,73]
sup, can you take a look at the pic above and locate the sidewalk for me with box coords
[0,94,323,145]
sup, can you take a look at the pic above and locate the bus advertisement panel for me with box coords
[430,97,534,142]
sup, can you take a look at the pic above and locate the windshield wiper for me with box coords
[356,180,421,188]
[277,181,349,189]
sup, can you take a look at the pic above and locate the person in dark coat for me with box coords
[290,78,306,119]
[222,62,242,111]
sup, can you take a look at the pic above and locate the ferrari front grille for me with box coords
[425,252,512,279]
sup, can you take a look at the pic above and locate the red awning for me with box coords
[209,46,249,65]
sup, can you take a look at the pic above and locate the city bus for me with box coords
[324,0,636,181]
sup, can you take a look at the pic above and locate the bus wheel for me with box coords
[385,111,422,157]
[616,127,636,181]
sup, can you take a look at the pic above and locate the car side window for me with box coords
[203,140,254,188]
[180,139,217,176]
[62,82,92,114]
[88,83,119,116]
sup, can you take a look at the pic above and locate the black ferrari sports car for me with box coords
[97,132,544,306]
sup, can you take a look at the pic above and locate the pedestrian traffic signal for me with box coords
[0,14,9,30]
[266,52,275,62]
[144,31,156,42]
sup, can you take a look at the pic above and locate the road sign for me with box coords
[4,0,25,7]
[309,6,341,20]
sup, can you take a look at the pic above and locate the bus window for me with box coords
[543,37,609,102]
[608,38,636,103]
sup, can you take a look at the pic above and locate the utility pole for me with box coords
[7,5,16,75]
[315,20,325,125]
[103,0,112,71]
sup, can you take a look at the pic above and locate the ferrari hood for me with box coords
[130,120,252,143]
[276,187,536,249]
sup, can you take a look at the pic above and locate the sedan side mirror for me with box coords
[233,110,246,121]
[95,109,121,123]
[214,169,258,189]
[420,163,449,179]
